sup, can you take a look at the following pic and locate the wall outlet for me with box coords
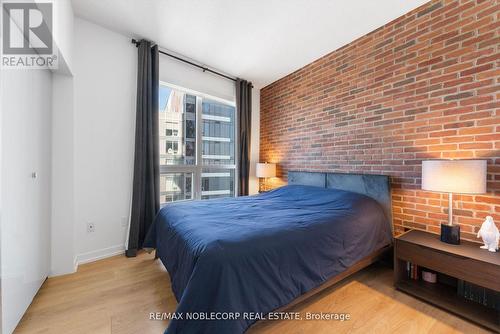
[87,222,95,233]
[121,216,128,228]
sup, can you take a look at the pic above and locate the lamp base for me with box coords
[440,224,460,245]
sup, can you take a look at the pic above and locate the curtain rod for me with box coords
[132,39,252,88]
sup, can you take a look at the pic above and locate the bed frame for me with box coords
[260,171,393,317]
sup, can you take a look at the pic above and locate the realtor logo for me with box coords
[2,1,57,68]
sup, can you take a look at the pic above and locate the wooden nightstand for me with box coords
[394,230,500,332]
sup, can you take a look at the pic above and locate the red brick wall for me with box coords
[260,0,499,241]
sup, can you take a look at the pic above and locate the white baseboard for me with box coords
[74,244,125,269]
[49,264,77,277]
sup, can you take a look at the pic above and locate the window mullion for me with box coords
[195,96,203,200]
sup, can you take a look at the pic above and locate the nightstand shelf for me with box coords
[394,230,500,332]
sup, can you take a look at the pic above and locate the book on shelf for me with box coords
[405,261,419,280]
[457,279,499,311]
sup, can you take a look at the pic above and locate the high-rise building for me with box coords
[159,85,236,204]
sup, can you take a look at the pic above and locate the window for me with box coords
[166,141,179,154]
[165,122,178,137]
[159,83,237,204]
[160,172,193,202]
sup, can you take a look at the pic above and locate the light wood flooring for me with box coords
[14,251,491,334]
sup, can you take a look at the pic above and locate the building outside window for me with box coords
[158,83,237,204]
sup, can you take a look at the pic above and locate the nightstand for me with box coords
[394,230,500,332]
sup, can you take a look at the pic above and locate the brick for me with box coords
[460,16,492,33]
[442,135,474,143]
[443,121,474,129]
[418,56,443,67]
[443,92,473,101]
[260,0,499,243]
[394,40,416,53]
[462,31,495,47]
[477,69,500,80]
[445,31,474,46]
[460,79,493,91]
[476,53,500,65]
[395,52,416,63]
[459,126,493,135]
[430,73,457,84]
[477,4,500,19]
[441,151,474,158]
[443,77,473,88]
[431,59,458,71]
[475,134,500,141]
[445,1,474,18]
[417,2,443,17]
[459,95,493,106]
[475,196,500,205]
[459,143,492,150]
[374,38,393,49]
[459,111,491,121]
[428,144,457,151]
[461,1,495,19]
[393,78,415,88]
[460,63,493,77]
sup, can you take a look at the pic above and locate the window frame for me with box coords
[159,81,238,202]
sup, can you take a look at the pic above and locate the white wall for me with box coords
[49,0,76,276]
[159,54,235,103]
[249,89,260,195]
[52,0,75,74]
[0,60,3,334]
[1,68,53,334]
[51,73,75,276]
[73,18,136,262]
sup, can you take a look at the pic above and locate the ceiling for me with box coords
[71,0,429,88]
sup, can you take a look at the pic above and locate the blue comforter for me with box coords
[143,185,391,334]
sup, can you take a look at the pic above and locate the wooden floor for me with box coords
[15,252,490,334]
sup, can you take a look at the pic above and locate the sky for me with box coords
[159,85,172,111]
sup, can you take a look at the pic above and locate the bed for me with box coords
[143,171,393,334]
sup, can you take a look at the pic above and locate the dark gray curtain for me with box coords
[126,40,160,257]
[236,79,252,196]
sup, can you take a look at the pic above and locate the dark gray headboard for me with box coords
[288,171,392,232]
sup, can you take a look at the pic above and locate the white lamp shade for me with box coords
[256,163,276,178]
[421,160,486,194]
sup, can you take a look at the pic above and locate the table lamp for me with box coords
[256,162,276,192]
[421,160,487,244]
